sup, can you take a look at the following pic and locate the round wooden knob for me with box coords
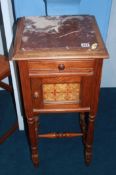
[58,64,65,70]
[33,91,39,98]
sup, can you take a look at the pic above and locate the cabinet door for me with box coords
[30,75,93,113]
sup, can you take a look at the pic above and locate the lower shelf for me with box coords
[33,104,90,114]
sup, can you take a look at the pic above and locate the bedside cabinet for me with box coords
[12,15,108,166]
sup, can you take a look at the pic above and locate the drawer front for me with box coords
[28,60,94,76]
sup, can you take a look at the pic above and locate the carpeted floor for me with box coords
[0,88,116,175]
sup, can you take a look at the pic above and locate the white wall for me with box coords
[0,24,7,87]
[1,0,24,130]
[102,0,116,87]
[0,29,4,54]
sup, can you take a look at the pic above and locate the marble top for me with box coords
[20,15,98,51]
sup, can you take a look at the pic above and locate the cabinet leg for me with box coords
[80,112,87,144]
[35,115,40,139]
[85,114,95,165]
[27,117,39,167]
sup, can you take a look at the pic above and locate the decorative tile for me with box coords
[43,83,80,103]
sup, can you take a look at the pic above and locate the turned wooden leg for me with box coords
[85,114,95,165]
[35,115,40,139]
[80,112,87,144]
[27,117,39,167]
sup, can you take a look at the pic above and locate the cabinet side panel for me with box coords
[18,61,33,117]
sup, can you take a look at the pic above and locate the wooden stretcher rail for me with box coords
[38,132,83,139]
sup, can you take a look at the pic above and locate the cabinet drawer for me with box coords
[28,60,94,76]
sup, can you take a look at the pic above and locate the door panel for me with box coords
[30,75,93,111]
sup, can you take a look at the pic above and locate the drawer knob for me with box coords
[58,64,65,71]
[33,91,39,98]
